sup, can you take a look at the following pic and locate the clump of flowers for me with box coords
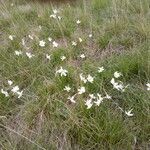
[26,52,35,59]
[1,80,23,99]
[110,72,128,92]
[50,9,61,20]
[80,73,94,83]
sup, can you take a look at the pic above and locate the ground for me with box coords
[0,0,150,149]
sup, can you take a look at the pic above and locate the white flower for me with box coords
[39,25,42,30]
[46,54,51,60]
[56,67,68,77]
[15,50,22,56]
[1,89,9,97]
[52,41,58,48]
[89,34,92,38]
[8,80,13,86]
[85,99,93,109]
[125,109,134,117]
[146,83,150,91]
[76,20,81,24]
[98,67,105,73]
[68,95,76,103]
[110,78,115,85]
[60,56,66,61]
[89,94,96,99]
[50,14,57,19]
[72,41,77,46]
[104,94,111,99]
[79,38,83,43]
[110,78,127,92]
[64,86,71,92]
[58,16,62,20]
[78,86,86,94]
[28,35,33,40]
[26,52,34,59]
[48,37,52,42]
[114,71,122,78]
[17,90,23,98]
[11,86,19,93]
[9,35,14,40]
[39,40,46,47]
[80,73,87,83]
[94,94,103,106]
[87,74,94,83]
[53,9,58,14]
[80,54,85,59]
[115,83,124,91]
[22,38,25,46]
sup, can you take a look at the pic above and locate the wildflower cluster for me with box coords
[1,80,23,99]
[4,8,149,120]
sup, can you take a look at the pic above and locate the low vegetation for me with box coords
[0,0,150,149]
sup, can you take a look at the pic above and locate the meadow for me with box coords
[0,0,150,149]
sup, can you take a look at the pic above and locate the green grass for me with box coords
[0,0,150,149]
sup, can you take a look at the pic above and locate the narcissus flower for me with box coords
[50,9,61,20]
[80,54,85,59]
[11,85,23,98]
[76,20,81,24]
[80,73,87,83]
[9,35,14,40]
[17,90,23,98]
[125,109,134,117]
[56,67,68,77]
[11,86,19,93]
[50,14,57,19]
[79,38,83,43]
[39,40,46,47]
[58,16,62,20]
[89,34,92,38]
[22,39,25,46]
[8,80,13,86]
[52,41,58,48]
[89,94,96,99]
[78,86,86,94]
[67,95,76,103]
[85,99,93,109]
[48,37,52,42]
[72,41,77,46]
[94,94,103,106]
[104,94,111,99]
[64,86,71,92]
[60,56,66,61]
[110,78,128,92]
[15,51,22,56]
[87,74,94,83]
[39,25,42,30]
[28,35,33,40]
[146,83,150,91]
[46,54,51,60]
[53,9,58,14]
[26,52,34,59]
[1,89,9,97]
[98,67,105,73]
[114,71,122,78]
